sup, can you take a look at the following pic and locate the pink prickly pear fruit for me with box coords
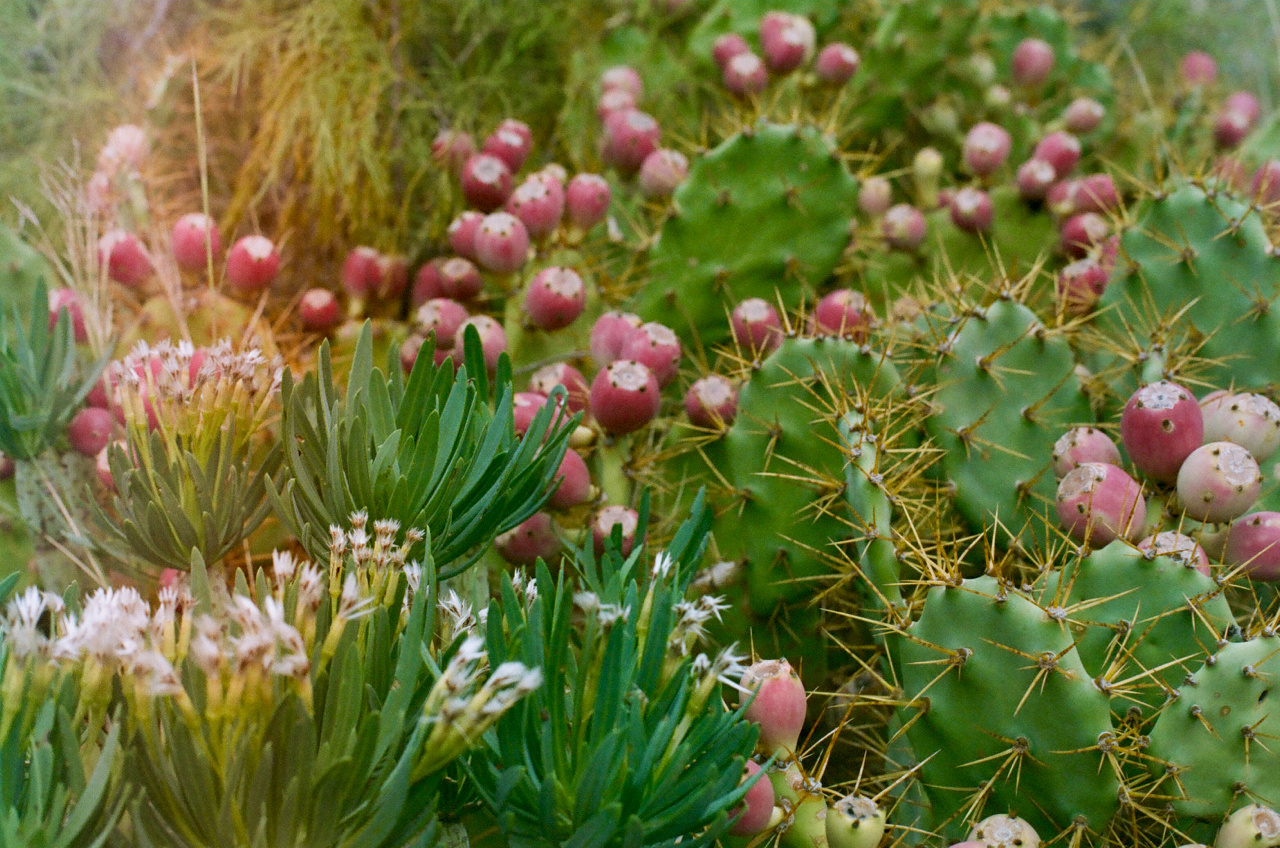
[1016,158,1057,201]
[1011,38,1055,87]
[525,267,587,331]
[858,177,893,217]
[512,392,550,436]
[416,298,470,350]
[399,334,427,374]
[638,149,688,199]
[225,235,280,292]
[1122,381,1205,482]
[1214,804,1280,848]
[431,128,476,175]
[1253,161,1280,206]
[592,504,640,555]
[452,315,508,373]
[482,118,533,173]
[590,360,661,435]
[48,288,87,343]
[723,52,769,95]
[1053,426,1122,476]
[437,257,484,301]
[565,173,611,231]
[713,33,752,69]
[341,246,384,297]
[602,109,661,175]
[685,375,739,429]
[529,363,591,414]
[1073,174,1120,214]
[299,288,341,331]
[1223,514,1280,581]
[495,512,561,566]
[1213,156,1252,192]
[601,65,644,99]
[1176,441,1262,524]
[412,258,444,305]
[962,122,1012,177]
[597,88,637,121]
[620,322,682,387]
[949,187,995,233]
[1215,109,1255,150]
[0,451,13,481]
[1226,91,1263,125]
[550,449,592,509]
[1181,51,1218,87]
[171,213,222,271]
[378,253,408,298]
[1064,97,1106,134]
[1056,462,1147,545]
[815,42,860,84]
[590,311,643,366]
[882,204,927,251]
[739,659,807,755]
[1201,391,1280,462]
[1056,257,1110,316]
[732,298,783,353]
[86,374,112,409]
[95,444,118,491]
[1139,531,1211,575]
[969,814,1042,848]
[506,176,565,239]
[537,163,567,187]
[98,229,151,286]
[460,153,514,212]
[68,407,113,457]
[474,212,530,275]
[728,761,776,837]
[1034,131,1082,179]
[447,211,485,260]
[760,12,815,74]
[1060,212,1109,258]
[810,289,874,340]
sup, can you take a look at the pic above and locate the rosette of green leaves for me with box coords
[0,574,128,847]
[468,494,761,848]
[271,322,574,578]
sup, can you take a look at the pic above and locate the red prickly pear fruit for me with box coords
[536,163,567,187]
[565,173,611,231]
[597,88,637,121]
[739,658,807,755]
[48,288,87,343]
[732,298,783,353]
[723,52,769,95]
[590,311,643,366]
[620,322,682,387]
[590,360,661,435]
[1074,174,1120,214]
[431,128,475,175]
[949,187,995,233]
[882,204,927,251]
[1201,391,1280,462]
[68,407,113,457]
[529,363,590,414]
[713,33,751,69]
[1215,109,1254,150]
[495,512,561,566]
[1056,462,1147,545]
[506,176,565,239]
[1034,131,1082,179]
[0,451,13,481]
[1226,91,1263,125]
[1053,426,1122,476]
[412,258,444,305]
[1138,531,1211,575]
[601,65,643,99]
[399,334,427,374]
[602,109,661,175]
[1223,514,1280,580]
[1253,161,1280,206]
[962,122,1012,177]
[171,213,222,271]
[937,188,956,210]
[225,235,280,292]
[98,229,151,286]
[815,42,860,84]
[810,289,873,339]
[592,504,640,555]
[760,12,815,74]
[447,211,485,260]
[638,149,688,199]
[858,177,893,217]
[1011,38,1055,87]
[1181,51,1218,87]
[86,374,111,409]
[416,298,469,350]
[1121,381,1204,482]
[512,392,549,436]
[377,254,408,298]
[1056,257,1110,315]
[685,374,738,429]
[1064,97,1106,134]
[1060,212,1109,258]
[482,119,533,173]
[460,153,514,212]
[728,761,776,837]
[969,814,1042,848]
[94,444,117,491]
[1016,158,1057,201]
[524,266,587,331]
[299,288,341,331]
[1213,156,1252,192]
[474,212,530,275]
[1176,441,1262,524]
[550,449,592,509]
[437,257,484,301]
[452,315,507,373]
[341,246,384,297]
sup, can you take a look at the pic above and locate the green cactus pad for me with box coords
[0,223,57,334]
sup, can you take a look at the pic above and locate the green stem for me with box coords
[597,436,631,507]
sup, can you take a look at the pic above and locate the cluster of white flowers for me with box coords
[573,591,630,626]
[428,635,543,729]
[670,594,731,650]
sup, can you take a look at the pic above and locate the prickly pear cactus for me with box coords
[0,222,56,331]
[687,0,841,68]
